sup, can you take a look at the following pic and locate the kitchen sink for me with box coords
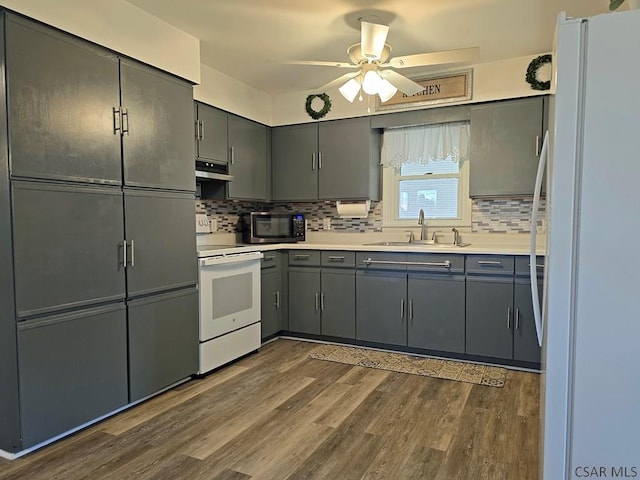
[363,241,471,248]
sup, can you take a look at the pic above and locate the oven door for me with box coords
[198,251,263,341]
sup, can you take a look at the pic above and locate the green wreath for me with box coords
[305,93,332,120]
[525,54,552,91]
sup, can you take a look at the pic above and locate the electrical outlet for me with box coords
[323,217,331,230]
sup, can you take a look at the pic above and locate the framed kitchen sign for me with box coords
[376,69,473,111]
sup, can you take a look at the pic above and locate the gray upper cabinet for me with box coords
[272,123,317,201]
[124,190,197,298]
[271,118,381,201]
[228,115,268,200]
[6,16,121,185]
[317,117,380,200]
[12,181,126,319]
[470,96,546,197]
[120,60,195,192]
[195,102,228,164]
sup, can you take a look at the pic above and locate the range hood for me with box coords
[195,160,233,182]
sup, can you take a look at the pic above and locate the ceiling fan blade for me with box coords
[361,21,389,60]
[379,70,424,96]
[385,47,479,69]
[271,60,356,68]
[316,71,360,91]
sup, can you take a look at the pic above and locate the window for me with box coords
[382,122,471,228]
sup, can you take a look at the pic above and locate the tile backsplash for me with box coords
[196,197,545,234]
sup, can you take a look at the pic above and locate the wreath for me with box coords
[525,54,552,91]
[305,93,332,120]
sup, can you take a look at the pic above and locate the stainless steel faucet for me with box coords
[451,228,460,246]
[418,209,427,240]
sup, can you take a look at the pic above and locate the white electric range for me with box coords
[196,244,263,374]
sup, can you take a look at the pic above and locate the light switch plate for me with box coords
[195,213,211,233]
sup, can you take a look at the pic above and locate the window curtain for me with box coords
[381,121,470,169]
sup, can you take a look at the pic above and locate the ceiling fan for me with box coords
[281,19,478,103]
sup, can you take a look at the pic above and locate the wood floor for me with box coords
[0,339,540,480]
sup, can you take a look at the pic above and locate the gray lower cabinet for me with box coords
[124,189,197,298]
[17,304,128,448]
[227,115,269,200]
[261,252,284,339]
[195,101,228,164]
[514,279,543,363]
[407,275,465,353]
[465,277,514,359]
[356,271,407,346]
[271,118,380,201]
[12,181,126,319]
[128,288,198,402]
[288,268,321,335]
[320,271,356,339]
[470,96,546,197]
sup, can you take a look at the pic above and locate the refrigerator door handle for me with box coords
[530,130,549,347]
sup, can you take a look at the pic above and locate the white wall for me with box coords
[270,54,548,126]
[0,0,201,83]
[194,65,272,125]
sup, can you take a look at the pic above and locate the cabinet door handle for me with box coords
[122,108,129,136]
[194,120,200,140]
[200,120,205,140]
[515,308,521,330]
[315,292,320,310]
[318,151,323,169]
[409,299,414,320]
[230,146,235,165]
[507,307,512,329]
[130,240,135,267]
[327,256,345,262]
[275,291,280,309]
[121,240,128,268]
[311,153,316,170]
[321,292,325,311]
[477,260,502,266]
[400,299,405,319]
[113,107,122,135]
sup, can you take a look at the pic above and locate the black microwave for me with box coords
[242,212,305,244]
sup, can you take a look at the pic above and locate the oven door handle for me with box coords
[200,251,264,266]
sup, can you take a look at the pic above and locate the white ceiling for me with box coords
[126,0,612,95]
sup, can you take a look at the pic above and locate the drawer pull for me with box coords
[477,260,502,266]
[294,254,311,260]
[328,256,345,262]
[264,256,275,262]
[528,263,544,269]
[362,258,451,269]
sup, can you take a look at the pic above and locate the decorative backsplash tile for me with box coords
[196,197,544,234]
[472,197,546,234]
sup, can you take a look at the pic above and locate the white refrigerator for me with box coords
[537,9,640,480]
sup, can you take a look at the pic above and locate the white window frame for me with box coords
[382,159,472,229]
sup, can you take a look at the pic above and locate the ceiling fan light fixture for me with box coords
[362,70,383,95]
[338,77,361,102]
[377,79,398,102]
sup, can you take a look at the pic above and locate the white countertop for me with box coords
[196,232,545,257]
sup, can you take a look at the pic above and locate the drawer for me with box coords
[321,251,355,268]
[406,253,465,275]
[466,255,514,275]
[288,250,321,267]
[261,252,279,269]
[515,255,545,276]
[356,252,408,271]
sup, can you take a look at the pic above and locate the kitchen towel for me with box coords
[309,344,506,387]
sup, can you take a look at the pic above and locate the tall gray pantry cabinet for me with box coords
[0,12,198,452]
